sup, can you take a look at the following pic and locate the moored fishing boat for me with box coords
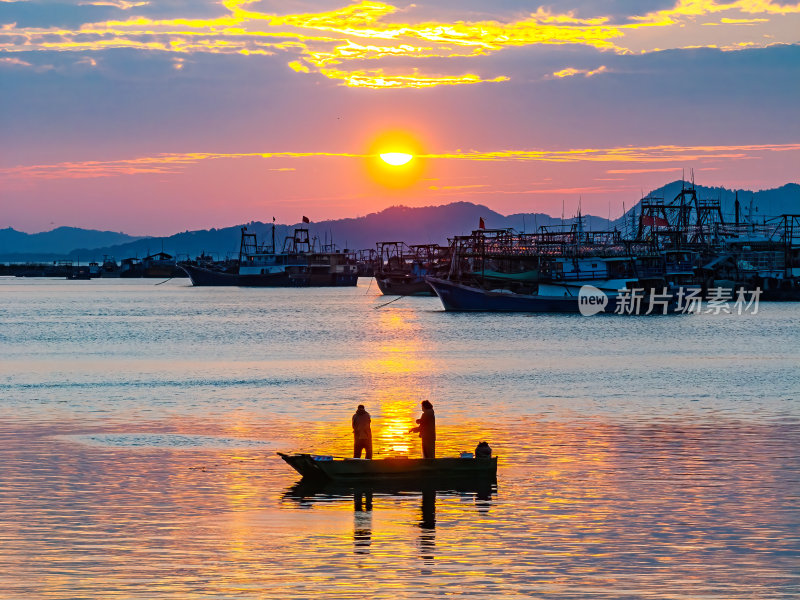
[180,224,358,287]
[426,275,626,312]
[428,225,672,313]
[278,452,498,482]
[373,242,449,296]
[141,252,181,278]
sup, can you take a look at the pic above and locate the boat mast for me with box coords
[272,216,276,253]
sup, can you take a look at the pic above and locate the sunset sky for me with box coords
[2,0,799,235]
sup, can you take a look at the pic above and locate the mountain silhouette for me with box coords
[0,226,143,260]
[1,181,797,261]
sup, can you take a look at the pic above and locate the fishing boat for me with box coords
[633,183,800,299]
[278,452,498,482]
[180,225,359,287]
[427,225,671,313]
[119,257,143,278]
[99,256,121,278]
[66,266,92,280]
[373,242,449,296]
[425,275,618,312]
[141,252,181,278]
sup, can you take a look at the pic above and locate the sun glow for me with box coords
[366,130,426,188]
[379,152,413,166]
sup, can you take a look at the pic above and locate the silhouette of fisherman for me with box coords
[409,400,436,458]
[475,441,492,458]
[352,404,372,459]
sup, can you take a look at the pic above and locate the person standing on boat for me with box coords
[352,404,373,459]
[410,400,436,458]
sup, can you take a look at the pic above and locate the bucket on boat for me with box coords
[460,452,474,459]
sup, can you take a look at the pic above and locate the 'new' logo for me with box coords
[578,285,608,316]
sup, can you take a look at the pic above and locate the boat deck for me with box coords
[279,452,498,482]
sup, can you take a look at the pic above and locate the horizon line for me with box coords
[5,179,797,237]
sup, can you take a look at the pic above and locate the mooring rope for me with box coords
[373,295,405,309]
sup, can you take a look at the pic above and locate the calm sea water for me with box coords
[0,277,798,599]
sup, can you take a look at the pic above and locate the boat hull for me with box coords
[426,276,591,312]
[180,264,358,287]
[278,452,498,482]
[375,275,434,296]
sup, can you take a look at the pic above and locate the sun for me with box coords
[380,152,413,166]
[366,129,426,189]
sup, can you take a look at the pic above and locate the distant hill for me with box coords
[0,226,144,261]
[2,181,797,262]
[58,202,611,262]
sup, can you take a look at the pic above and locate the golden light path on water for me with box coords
[0,279,798,598]
[362,310,433,456]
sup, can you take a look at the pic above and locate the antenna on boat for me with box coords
[623,201,626,236]
[271,216,276,253]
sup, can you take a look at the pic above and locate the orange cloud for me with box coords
[421,143,800,163]
[3,143,798,181]
[720,17,770,22]
[78,0,149,8]
[633,0,800,25]
[1,0,798,86]
[0,151,364,180]
[552,65,608,78]
[428,184,489,191]
[0,56,32,67]
[608,167,689,174]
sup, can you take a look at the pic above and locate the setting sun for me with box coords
[379,152,413,166]
[366,130,426,189]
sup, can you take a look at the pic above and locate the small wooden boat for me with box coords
[278,452,497,482]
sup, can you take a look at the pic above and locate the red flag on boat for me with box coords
[302,216,310,223]
[642,215,669,227]
[479,217,486,229]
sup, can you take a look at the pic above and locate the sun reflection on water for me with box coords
[357,309,439,458]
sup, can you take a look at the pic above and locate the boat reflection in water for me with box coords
[353,491,373,555]
[282,478,495,561]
